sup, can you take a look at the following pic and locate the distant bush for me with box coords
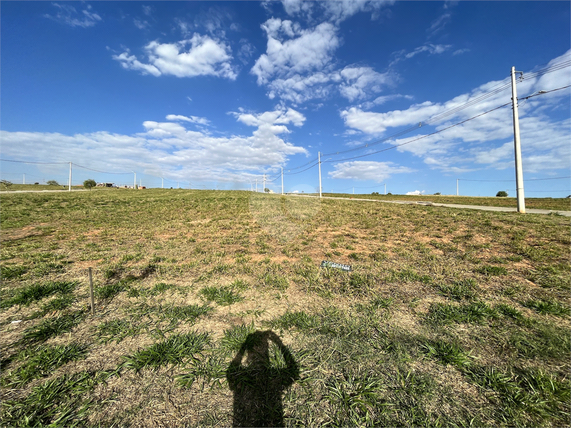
[47,180,59,186]
[0,180,13,189]
[371,192,379,195]
[83,179,96,190]
[496,191,508,197]
[434,192,441,195]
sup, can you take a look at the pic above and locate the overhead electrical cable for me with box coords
[71,162,133,174]
[0,159,68,165]
[323,102,512,164]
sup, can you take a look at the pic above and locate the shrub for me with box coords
[83,179,96,190]
[47,180,59,186]
[496,191,508,197]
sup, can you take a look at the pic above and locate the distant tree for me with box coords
[387,192,392,196]
[371,191,379,195]
[496,191,508,197]
[264,188,270,193]
[83,179,96,190]
[47,180,59,186]
[434,192,441,195]
[0,180,13,190]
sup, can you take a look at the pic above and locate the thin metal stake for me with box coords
[88,267,95,315]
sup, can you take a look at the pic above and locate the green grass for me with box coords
[1,280,77,308]
[121,332,211,372]
[3,344,87,386]
[96,319,145,344]
[199,285,244,306]
[522,298,571,317]
[0,371,110,427]
[436,278,478,300]
[20,311,85,345]
[1,189,569,427]
[426,301,499,325]
[219,323,258,353]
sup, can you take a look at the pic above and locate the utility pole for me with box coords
[511,66,526,213]
[23,174,25,185]
[456,179,459,196]
[263,174,266,193]
[161,177,164,189]
[384,183,386,195]
[68,162,72,192]
[255,179,258,193]
[133,172,136,189]
[281,167,284,195]
[318,151,322,198]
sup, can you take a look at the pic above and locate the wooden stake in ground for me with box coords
[88,267,95,314]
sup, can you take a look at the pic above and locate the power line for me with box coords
[323,102,512,164]
[0,159,67,165]
[322,79,514,159]
[71,162,132,175]
[316,60,571,161]
[460,176,570,182]
[519,84,571,101]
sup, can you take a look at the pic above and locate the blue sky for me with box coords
[1,0,570,196]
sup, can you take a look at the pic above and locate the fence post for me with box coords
[88,267,95,315]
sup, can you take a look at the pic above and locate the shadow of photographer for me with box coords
[226,330,299,427]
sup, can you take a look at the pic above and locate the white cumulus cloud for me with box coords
[328,161,414,182]
[251,19,339,85]
[166,114,210,126]
[113,34,237,79]
[0,108,309,184]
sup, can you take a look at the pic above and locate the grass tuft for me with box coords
[20,311,85,345]
[522,298,570,317]
[426,301,498,325]
[437,279,478,300]
[121,332,211,371]
[219,323,257,352]
[1,281,77,308]
[3,344,87,386]
[199,285,244,306]
[0,371,107,427]
[475,265,508,276]
[96,319,145,344]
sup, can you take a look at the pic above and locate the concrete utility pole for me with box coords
[318,151,322,198]
[384,183,386,195]
[161,177,164,189]
[511,66,526,213]
[263,174,266,193]
[68,162,72,192]
[23,174,25,185]
[281,167,284,195]
[133,172,136,189]
[255,179,258,193]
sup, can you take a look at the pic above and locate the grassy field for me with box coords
[1,189,569,427]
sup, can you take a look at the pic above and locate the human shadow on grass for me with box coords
[226,330,299,427]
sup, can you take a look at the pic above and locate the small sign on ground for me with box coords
[320,260,352,271]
